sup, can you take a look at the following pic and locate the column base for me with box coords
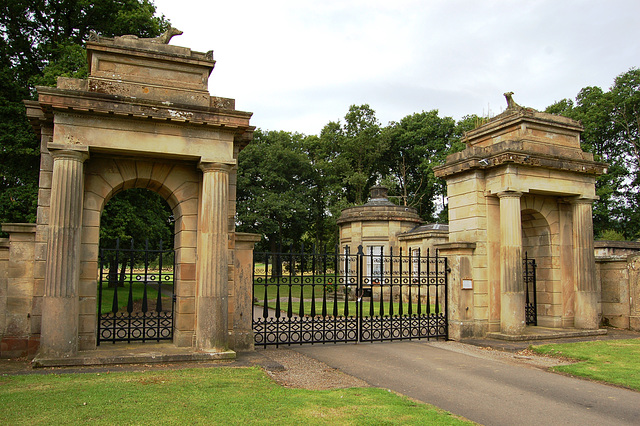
[630,316,640,332]
[196,296,228,351]
[500,291,525,335]
[574,291,599,329]
[38,296,78,358]
[229,330,254,352]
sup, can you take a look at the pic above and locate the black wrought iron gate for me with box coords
[523,252,537,326]
[252,245,448,347]
[98,239,175,345]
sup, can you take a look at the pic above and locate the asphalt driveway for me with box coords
[294,340,640,425]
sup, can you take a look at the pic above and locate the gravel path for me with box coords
[255,340,575,390]
[258,347,370,389]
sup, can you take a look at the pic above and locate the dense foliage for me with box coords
[236,107,474,250]
[546,68,640,240]
[0,0,169,241]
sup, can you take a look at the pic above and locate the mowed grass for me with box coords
[0,367,471,425]
[99,282,173,313]
[531,339,640,391]
[254,284,444,317]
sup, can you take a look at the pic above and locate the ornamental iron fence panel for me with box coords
[523,252,537,326]
[98,239,175,345]
[252,245,448,347]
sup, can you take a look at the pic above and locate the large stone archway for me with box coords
[23,35,256,358]
[81,158,200,349]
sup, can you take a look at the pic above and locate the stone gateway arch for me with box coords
[21,35,258,359]
[2,36,639,361]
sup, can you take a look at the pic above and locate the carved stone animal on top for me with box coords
[149,26,183,44]
[503,91,521,110]
[89,26,183,44]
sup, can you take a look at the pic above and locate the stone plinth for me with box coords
[231,232,261,351]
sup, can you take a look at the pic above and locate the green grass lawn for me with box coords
[254,284,443,317]
[531,338,640,391]
[255,299,442,318]
[0,367,471,425]
[98,282,173,314]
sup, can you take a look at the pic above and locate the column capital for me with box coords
[198,161,234,173]
[497,190,523,199]
[567,196,598,205]
[49,148,89,162]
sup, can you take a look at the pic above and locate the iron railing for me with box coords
[523,252,537,326]
[252,245,448,347]
[98,239,175,345]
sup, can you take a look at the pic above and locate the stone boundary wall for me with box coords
[0,224,38,358]
[595,241,640,331]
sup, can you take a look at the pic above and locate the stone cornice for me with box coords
[86,39,214,68]
[434,141,607,178]
[464,108,583,144]
[32,86,254,137]
[337,205,422,225]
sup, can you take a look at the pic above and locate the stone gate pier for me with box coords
[0,34,258,360]
[434,96,609,339]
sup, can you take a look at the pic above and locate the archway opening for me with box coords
[521,209,553,326]
[97,187,176,344]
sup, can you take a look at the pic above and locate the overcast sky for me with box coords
[153,0,640,136]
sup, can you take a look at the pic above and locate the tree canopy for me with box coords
[236,106,470,249]
[546,68,640,239]
[0,0,169,234]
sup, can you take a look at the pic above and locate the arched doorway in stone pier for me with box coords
[82,157,200,348]
[520,197,556,328]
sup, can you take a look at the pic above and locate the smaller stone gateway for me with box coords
[434,94,608,338]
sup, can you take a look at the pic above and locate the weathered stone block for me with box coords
[175,313,195,331]
[176,280,196,297]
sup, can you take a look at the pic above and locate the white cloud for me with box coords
[153,0,640,135]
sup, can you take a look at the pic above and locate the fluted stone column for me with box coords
[196,162,232,351]
[39,149,88,357]
[498,191,525,335]
[572,198,598,329]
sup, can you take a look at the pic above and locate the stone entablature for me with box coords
[434,106,607,196]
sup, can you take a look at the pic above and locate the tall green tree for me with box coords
[319,105,387,205]
[380,110,458,221]
[0,0,169,231]
[546,68,640,239]
[236,129,316,252]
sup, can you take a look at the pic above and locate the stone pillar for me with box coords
[498,191,525,335]
[572,198,598,329]
[196,162,232,351]
[39,149,88,358]
[231,232,261,351]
